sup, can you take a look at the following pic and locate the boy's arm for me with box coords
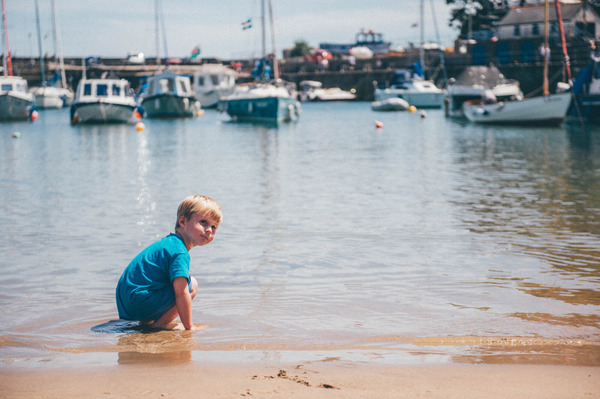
[173,276,194,330]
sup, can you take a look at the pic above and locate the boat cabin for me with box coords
[0,76,29,94]
[146,73,194,97]
[77,79,133,100]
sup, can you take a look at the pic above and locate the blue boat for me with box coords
[567,55,600,125]
[219,83,300,124]
[218,0,301,124]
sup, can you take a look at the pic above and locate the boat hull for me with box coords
[463,92,572,125]
[141,94,200,118]
[371,98,409,111]
[375,91,444,108]
[221,96,300,123]
[71,101,136,124]
[0,93,35,121]
[567,94,600,124]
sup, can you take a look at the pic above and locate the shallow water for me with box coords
[1,103,599,367]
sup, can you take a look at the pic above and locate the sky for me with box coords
[3,0,460,60]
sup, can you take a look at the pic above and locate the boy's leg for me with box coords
[152,277,198,330]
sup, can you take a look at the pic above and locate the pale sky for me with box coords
[3,0,459,60]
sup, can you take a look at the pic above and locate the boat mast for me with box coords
[543,0,549,96]
[1,0,10,76]
[419,0,425,78]
[51,0,67,89]
[34,0,46,84]
[155,0,160,70]
[554,0,572,83]
[268,0,279,80]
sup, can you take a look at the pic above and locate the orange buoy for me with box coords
[375,120,384,128]
[135,122,145,132]
[30,110,39,121]
[408,105,417,113]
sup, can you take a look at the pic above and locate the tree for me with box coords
[289,40,313,58]
[446,0,510,40]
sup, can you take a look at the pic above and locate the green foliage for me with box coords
[446,0,509,39]
[289,40,313,58]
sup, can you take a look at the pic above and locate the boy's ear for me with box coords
[178,215,187,228]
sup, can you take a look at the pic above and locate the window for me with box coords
[532,24,539,36]
[97,84,108,96]
[112,84,120,96]
[1,84,13,91]
[514,25,521,37]
[83,83,92,96]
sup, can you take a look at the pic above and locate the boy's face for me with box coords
[178,212,219,250]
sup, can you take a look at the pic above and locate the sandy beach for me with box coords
[1,361,598,399]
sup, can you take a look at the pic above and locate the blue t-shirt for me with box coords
[116,233,190,321]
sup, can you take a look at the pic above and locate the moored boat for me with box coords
[191,64,236,108]
[70,78,138,124]
[140,72,200,118]
[374,70,445,109]
[445,65,522,118]
[298,80,356,102]
[0,76,36,121]
[220,83,300,123]
[371,97,410,112]
[218,0,301,124]
[462,91,572,125]
[567,54,600,125]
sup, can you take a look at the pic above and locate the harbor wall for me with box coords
[4,40,593,102]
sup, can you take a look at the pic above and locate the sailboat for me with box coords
[1,0,36,121]
[372,0,445,109]
[28,0,73,109]
[140,0,200,118]
[462,0,572,125]
[218,0,301,124]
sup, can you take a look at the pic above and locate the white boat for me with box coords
[28,0,73,109]
[445,65,523,118]
[0,76,36,121]
[70,78,138,124]
[191,64,236,108]
[298,80,356,102]
[371,97,410,112]
[374,70,445,108]
[462,1,572,126]
[30,86,73,109]
[463,91,572,125]
[219,0,301,124]
[140,72,200,118]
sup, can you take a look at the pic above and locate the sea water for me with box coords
[1,103,599,367]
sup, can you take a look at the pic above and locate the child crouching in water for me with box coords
[116,195,222,331]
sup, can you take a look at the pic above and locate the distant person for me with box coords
[116,195,222,331]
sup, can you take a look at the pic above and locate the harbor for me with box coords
[2,1,600,398]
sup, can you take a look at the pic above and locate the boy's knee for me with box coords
[190,276,198,298]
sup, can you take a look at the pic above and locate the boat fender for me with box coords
[30,110,39,122]
[419,110,427,118]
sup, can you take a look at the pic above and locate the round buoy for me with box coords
[197,109,205,117]
[135,111,142,119]
[12,131,21,138]
[375,120,384,129]
[419,110,427,118]
[30,110,39,121]
[408,105,417,113]
[135,122,145,132]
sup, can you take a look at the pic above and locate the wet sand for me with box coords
[1,362,598,399]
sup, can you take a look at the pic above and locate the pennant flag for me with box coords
[191,46,201,59]
[241,18,252,30]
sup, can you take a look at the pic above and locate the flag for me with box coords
[241,18,252,30]
[191,46,201,59]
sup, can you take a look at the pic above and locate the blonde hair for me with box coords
[175,195,222,232]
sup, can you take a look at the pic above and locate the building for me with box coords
[496,1,599,42]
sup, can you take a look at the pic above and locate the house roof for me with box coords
[497,3,584,26]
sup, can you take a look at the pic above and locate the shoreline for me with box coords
[1,361,598,399]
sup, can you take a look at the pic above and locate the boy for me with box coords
[116,195,222,331]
